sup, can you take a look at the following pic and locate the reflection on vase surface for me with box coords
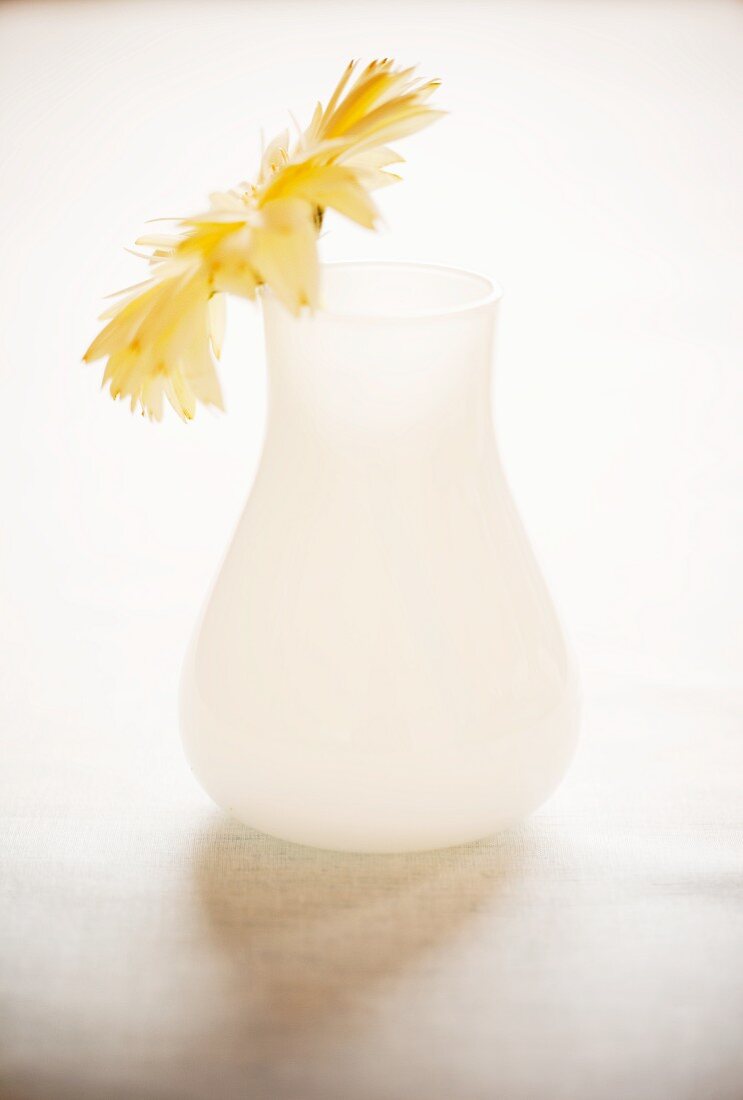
[181,263,580,851]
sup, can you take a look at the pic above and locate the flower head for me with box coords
[84,59,442,420]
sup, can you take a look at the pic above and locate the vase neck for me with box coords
[260,265,500,460]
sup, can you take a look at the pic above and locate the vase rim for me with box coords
[265,261,503,323]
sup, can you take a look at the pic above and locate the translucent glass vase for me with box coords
[181,262,579,852]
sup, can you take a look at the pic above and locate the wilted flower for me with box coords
[84,59,442,420]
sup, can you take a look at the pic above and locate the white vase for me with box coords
[180,262,579,852]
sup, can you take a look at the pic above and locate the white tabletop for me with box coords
[1,2,741,1098]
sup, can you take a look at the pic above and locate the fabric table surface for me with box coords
[2,672,742,1100]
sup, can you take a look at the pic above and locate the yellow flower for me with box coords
[84,59,442,420]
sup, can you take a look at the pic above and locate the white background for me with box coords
[1,3,741,1098]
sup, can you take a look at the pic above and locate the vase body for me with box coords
[181,263,579,852]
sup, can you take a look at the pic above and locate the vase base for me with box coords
[215,807,526,854]
[181,648,580,856]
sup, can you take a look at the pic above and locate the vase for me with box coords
[180,261,579,852]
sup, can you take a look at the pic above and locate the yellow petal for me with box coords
[208,293,226,358]
[318,63,417,139]
[134,233,180,249]
[250,199,319,313]
[322,60,357,121]
[342,145,404,170]
[259,128,290,182]
[261,162,378,228]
